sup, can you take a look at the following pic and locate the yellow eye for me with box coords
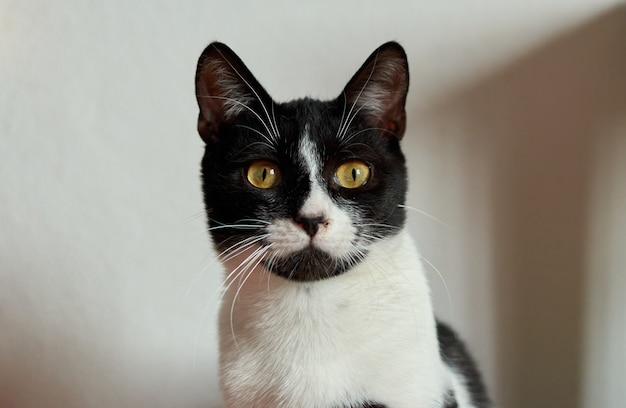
[247,161,281,189]
[335,160,370,189]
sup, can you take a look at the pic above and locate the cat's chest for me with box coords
[220,231,431,353]
[219,281,406,406]
[224,274,392,357]
[217,233,446,408]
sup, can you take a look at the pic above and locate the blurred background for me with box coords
[1,1,624,407]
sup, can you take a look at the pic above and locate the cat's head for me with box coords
[194,42,409,282]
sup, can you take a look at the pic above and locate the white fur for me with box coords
[219,232,451,408]
[217,131,467,407]
[450,371,475,408]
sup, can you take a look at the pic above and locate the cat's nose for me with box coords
[294,215,327,237]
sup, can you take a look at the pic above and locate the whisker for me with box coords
[207,224,268,232]
[218,240,264,282]
[193,287,219,371]
[197,94,276,143]
[398,204,452,229]
[217,248,264,314]
[212,47,280,141]
[191,235,264,300]
[234,125,276,147]
[264,251,279,293]
[205,218,269,236]
[219,234,269,264]
[334,91,348,141]
[229,245,271,348]
[356,222,401,230]
[339,102,371,141]
[219,240,268,293]
[419,254,455,328]
[270,101,281,141]
[208,217,270,226]
[207,224,269,232]
[340,126,397,145]
[184,251,219,299]
[337,50,381,140]
[176,211,206,225]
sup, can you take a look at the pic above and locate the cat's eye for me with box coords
[247,161,281,189]
[334,160,370,189]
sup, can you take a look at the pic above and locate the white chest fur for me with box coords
[218,232,450,408]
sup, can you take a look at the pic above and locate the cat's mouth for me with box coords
[262,246,361,282]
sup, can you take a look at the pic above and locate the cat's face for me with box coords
[195,42,410,282]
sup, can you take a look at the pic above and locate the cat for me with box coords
[194,41,491,408]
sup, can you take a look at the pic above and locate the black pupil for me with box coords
[351,168,357,181]
[262,168,267,181]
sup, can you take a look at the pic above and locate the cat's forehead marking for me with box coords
[299,124,320,176]
[298,124,329,217]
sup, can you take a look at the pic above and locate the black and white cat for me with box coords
[194,41,490,408]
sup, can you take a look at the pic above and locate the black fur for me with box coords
[437,322,491,407]
[344,390,458,408]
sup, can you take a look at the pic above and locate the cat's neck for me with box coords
[219,229,436,338]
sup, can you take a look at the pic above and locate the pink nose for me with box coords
[294,215,327,237]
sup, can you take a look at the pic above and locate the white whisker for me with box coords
[419,255,455,328]
[235,125,277,147]
[213,47,280,141]
[176,211,206,225]
[340,126,395,145]
[208,224,268,232]
[398,204,452,230]
[184,251,218,300]
[229,245,271,348]
[218,242,267,301]
[339,102,371,141]
[197,94,276,143]
[270,101,281,142]
[219,234,269,264]
[337,50,381,140]
[334,92,348,141]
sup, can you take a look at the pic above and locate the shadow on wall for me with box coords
[425,6,626,408]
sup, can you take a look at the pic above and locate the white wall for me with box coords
[1,1,624,407]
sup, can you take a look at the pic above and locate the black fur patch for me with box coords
[340,402,385,408]
[443,389,458,408]
[262,246,362,281]
[437,321,491,408]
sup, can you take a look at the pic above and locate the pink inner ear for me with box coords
[196,57,254,123]
[195,42,272,143]
[341,43,409,139]
[359,88,407,139]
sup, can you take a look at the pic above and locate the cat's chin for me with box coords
[263,246,362,282]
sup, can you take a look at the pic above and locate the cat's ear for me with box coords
[195,42,271,143]
[341,42,410,139]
